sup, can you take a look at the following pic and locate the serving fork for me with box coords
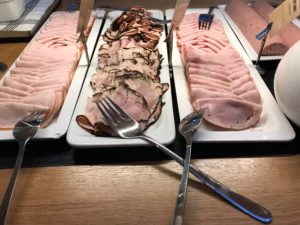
[0,112,42,225]
[96,96,272,223]
[198,6,215,30]
[67,0,80,12]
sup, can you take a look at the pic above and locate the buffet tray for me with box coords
[0,9,105,141]
[166,8,295,142]
[67,10,176,148]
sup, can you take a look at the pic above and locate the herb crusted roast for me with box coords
[76,7,169,136]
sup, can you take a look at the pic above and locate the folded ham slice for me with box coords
[0,102,49,129]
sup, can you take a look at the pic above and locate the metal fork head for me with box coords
[198,6,215,30]
[96,97,142,138]
[198,14,214,30]
[67,0,80,13]
[13,112,43,143]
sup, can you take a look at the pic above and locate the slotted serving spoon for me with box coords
[173,109,205,225]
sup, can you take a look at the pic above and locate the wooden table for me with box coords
[0,156,300,225]
[1,0,300,224]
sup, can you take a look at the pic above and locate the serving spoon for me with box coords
[173,109,205,225]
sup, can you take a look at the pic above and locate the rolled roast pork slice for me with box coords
[225,0,287,55]
[77,83,152,136]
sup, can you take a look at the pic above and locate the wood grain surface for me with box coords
[0,156,299,225]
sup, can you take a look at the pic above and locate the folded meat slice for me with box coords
[193,98,262,130]
[0,102,49,129]
[179,36,262,130]
[98,41,161,80]
[2,77,34,92]
[0,86,31,97]
[77,83,152,136]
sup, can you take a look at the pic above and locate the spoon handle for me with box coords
[0,142,26,225]
[140,134,272,224]
[172,139,192,225]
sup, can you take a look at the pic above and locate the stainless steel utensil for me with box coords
[198,6,215,30]
[96,96,272,223]
[165,0,190,72]
[0,112,42,225]
[0,62,8,73]
[173,109,205,225]
[66,0,80,12]
[76,0,94,65]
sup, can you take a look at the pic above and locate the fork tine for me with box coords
[102,97,125,123]
[208,16,214,30]
[23,112,39,122]
[204,20,207,30]
[105,96,130,120]
[96,100,115,126]
[205,18,210,30]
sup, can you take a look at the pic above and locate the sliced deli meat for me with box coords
[0,12,95,129]
[77,7,169,136]
[176,13,262,130]
[225,0,300,55]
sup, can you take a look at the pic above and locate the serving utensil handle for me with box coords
[139,134,272,224]
[0,143,26,225]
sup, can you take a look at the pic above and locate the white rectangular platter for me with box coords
[219,5,300,61]
[166,8,295,142]
[0,9,105,141]
[66,10,176,147]
[166,8,253,66]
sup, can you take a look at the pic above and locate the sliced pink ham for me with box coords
[0,11,95,129]
[0,102,49,129]
[176,14,262,130]
[193,98,262,130]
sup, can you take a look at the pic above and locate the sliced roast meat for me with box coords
[77,83,153,136]
[77,7,168,136]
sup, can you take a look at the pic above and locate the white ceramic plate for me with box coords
[0,9,105,141]
[166,8,295,142]
[66,10,175,148]
[219,5,300,61]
